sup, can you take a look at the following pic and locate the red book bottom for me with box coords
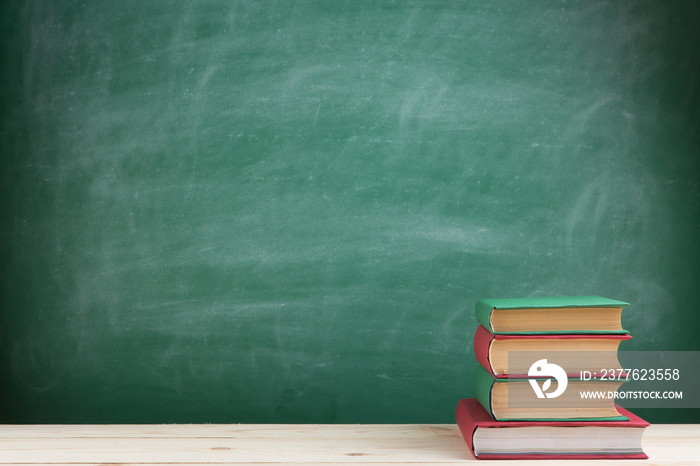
[455,398,648,460]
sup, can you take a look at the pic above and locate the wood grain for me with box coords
[0,424,698,465]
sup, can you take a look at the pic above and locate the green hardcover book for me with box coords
[475,296,630,335]
[473,365,628,422]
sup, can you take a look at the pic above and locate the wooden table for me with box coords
[0,424,697,465]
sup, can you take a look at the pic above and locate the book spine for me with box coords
[474,300,494,331]
[473,325,495,376]
[454,399,477,458]
[473,365,496,419]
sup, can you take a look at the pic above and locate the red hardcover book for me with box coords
[455,398,648,460]
[474,325,632,378]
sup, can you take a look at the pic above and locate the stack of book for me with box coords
[456,296,649,460]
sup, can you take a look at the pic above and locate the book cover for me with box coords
[473,365,628,421]
[473,325,632,378]
[475,296,630,334]
[455,398,649,460]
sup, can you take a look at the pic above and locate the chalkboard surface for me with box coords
[1,1,698,423]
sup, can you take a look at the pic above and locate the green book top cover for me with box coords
[474,296,630,335]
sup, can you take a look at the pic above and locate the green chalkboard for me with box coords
[1,1,699,423]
